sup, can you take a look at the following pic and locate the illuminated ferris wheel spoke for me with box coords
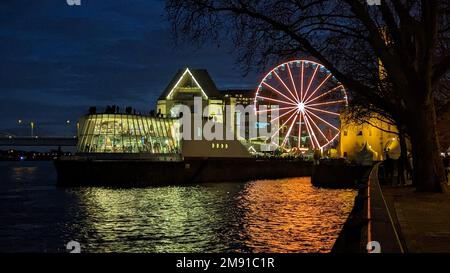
[301,113,313,148]
[308,118,322,148]
[307,99,347,108]
[273,71,298,103]
[281,114,298,147]
[258,95,297,106]
[303,73,332,103]
[305,109,340,131]
[256,105,296,114]
[297,114,302,147]
[302,65,319,102]
[305,106,340,116]
[305,111,331,143]
[300,61,304,100]
[270,111,298,142]
[303,114,320,148]
[302,113,315,148]
[270,107,298,123]
[255,59,348,150]
[286,64,300,102]
[309,121,322,148]
[305,85,343,104]
[262,82,297,104]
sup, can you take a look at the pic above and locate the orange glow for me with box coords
[236,177,356,253]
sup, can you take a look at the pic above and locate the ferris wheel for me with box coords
[254,59,348,151]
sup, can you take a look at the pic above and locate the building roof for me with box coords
[159,68,221,100]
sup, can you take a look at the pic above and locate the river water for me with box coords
[0,161,355,253]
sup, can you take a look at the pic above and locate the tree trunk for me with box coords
[410,100,448,192]
[397,128,407,186]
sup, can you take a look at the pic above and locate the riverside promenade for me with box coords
[332,164,404,253]
[333,163,450,253]
[365,164,450,253]
[382,183,450,252]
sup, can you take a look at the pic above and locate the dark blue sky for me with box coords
[0,0,257,136]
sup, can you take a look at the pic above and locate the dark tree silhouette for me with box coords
[166,0,450,192]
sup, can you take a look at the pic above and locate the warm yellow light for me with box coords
[166,68,208,100]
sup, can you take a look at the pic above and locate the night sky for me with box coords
[0,0,257,136]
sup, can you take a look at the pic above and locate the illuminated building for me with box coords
[222,89,255,140]
[77,114,179,153]
[76,68,254,157]
[157,68,224,122]
[338,113,400,161]
[156,68,257,141]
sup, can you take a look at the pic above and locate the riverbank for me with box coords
[311,163,371,188]
[332,164,403,253]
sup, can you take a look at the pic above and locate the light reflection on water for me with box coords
[0,162,355,253]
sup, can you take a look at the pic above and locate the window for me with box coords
[77,114,180,154]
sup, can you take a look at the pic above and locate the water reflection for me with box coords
[0,162,355,253]
[68,178,355,253]
[11,166,38,183]
[238,178,355,252]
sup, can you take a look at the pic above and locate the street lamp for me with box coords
[17,119,35,137]
[30,121,34,137]
[66,120,71,137]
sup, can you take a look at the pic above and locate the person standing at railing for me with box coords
[444,153,449,183]
[384,152,394,185]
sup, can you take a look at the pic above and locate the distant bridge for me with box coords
[0,137,77,146]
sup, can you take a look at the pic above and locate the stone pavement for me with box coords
[382,184,450,252]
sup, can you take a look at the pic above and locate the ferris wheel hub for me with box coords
[298,102,305,113]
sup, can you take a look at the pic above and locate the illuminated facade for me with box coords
[156,68,256,141]
[157,68,225,122]
[77,114,179,153]
[339,114,400,161]
[76,68,254,156]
